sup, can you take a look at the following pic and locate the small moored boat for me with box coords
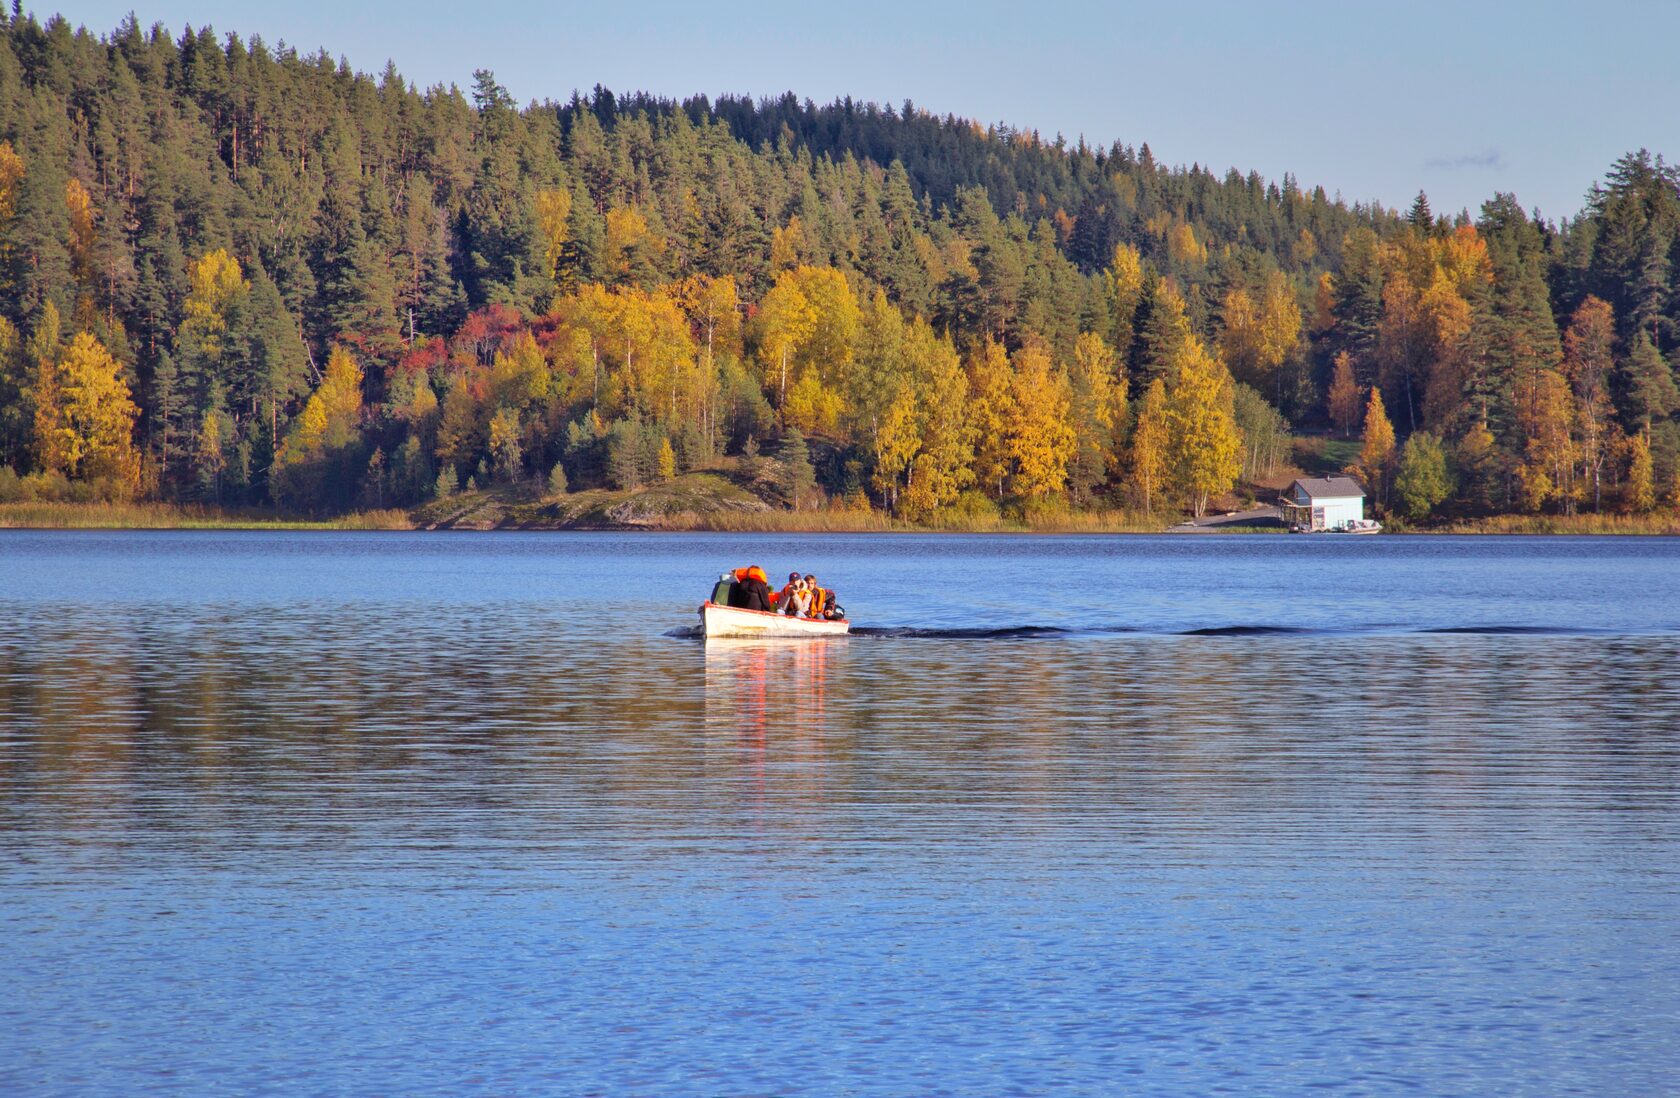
[700,601,850,639]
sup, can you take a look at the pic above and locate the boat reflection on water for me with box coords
[702,637,842,832]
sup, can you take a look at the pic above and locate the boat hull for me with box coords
[700,601,850,639]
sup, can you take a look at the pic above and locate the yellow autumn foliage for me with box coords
[1128,376,1169,513]
[65,177,97,290]
[1164,336,1242,517]
[967,339,1016,499]
[1007,344,1076,499]
[279,346,363,462]
[532,187,573,283]
[179,249,250,363]
[1356,387,1397,507]
[36,332,141,496]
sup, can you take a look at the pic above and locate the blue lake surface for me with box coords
[2,531,1679,1095]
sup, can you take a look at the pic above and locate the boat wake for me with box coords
[1417,624,1615,636]
[673,622,1659,640]
[850,624,1101,639]
[1178,625,1316,637]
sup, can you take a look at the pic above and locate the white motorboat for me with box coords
[699,601,850,639]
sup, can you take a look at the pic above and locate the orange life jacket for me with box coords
[807,587,828,616]
[733,566,768,585]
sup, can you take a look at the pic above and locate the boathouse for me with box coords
[1280,476,1366,531]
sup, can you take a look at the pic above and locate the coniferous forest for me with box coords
[3,11,1680,523]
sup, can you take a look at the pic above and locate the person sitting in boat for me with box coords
[774,571,802,612]
[804,574,843,620]
[729,565,774,612]
[782,576,813,618]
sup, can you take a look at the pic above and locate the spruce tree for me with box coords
[777,426,816,508]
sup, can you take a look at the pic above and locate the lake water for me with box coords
[3,531,1678,1095]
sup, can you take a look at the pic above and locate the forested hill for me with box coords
[568,88,1401,271]
[2,11,1679,522]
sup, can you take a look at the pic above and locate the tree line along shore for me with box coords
[3,13,1680,534]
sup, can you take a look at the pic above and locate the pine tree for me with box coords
[777,427,815,508]
[1329,228,1383,385]
[1618,332,1678,432]
[0,316,27,468]
[1137,278,1192,385]
[606,417,644,489]
[435,463,459,499]
[1408,191,1434,234]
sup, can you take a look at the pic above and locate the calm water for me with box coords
[3,531,1679,1096]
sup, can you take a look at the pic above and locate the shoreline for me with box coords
[4,500,1680,535]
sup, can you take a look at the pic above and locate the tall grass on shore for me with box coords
[0,501,413,530]
[668,504,1170,534]
[1423,512,1680,535]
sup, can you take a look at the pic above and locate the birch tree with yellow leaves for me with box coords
[1067,332,1124,502]
[751,272,817,408]
[33,331,141,497]
[1217,271,1301,403]
[902,323,975,518]
[1127,377,1169,514]
[64,178,98,325]
[271,346,365,509]
[1514,367,1577,513]
[532,187,573,287]
[1007,343,1076,499]
[967,338,1017,499]
[1163,337,1242,517]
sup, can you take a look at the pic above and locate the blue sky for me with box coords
[55,0,1680,220]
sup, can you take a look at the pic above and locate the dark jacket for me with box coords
[728,576,773,611]
[739,577,773,611]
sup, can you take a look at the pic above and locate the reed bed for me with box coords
[1424,512,1680,535]
[0,502,413,530]
[664,505,1171,534]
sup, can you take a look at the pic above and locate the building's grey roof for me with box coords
[1286,476,1366,500]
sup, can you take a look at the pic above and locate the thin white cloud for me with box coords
[1425,149,1506,171]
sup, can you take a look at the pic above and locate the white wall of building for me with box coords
[1318,496,1364,528]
